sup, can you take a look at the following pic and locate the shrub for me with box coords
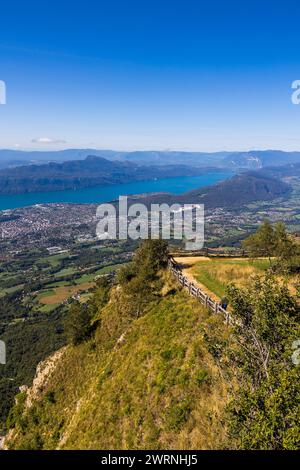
[64,301,92,345]
[195,369,211,386]
[45,391,56,404]
[166,398,192,430]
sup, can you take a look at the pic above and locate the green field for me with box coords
[34,263,124,310]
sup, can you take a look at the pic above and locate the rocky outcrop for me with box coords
[26,347,67,408]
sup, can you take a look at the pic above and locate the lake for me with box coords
[0,171,233,211]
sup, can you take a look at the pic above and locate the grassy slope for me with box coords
[7,274,233,450]
[185,257,300,299]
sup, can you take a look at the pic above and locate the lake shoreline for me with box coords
[0,172,233,211]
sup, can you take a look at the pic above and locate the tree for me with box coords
[242,221,298,268]
[242,220,276,263]
[227,275,300,449]
[273,222,298,265]
[117,262,136,285]
[88,277,111,317]
[132,239,169,277]
[228,368,300,450]
[117,240,169,317]
[64,301,92,345]
[118,239,169,286]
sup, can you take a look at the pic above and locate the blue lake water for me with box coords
[0,172,233,211]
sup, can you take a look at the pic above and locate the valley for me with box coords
[1,163,300,444]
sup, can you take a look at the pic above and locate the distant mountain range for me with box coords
[0,149,118,169]
[1,148,300,170]
[0,155,227,194]
[0,148,296,198]
[220,150,300,169]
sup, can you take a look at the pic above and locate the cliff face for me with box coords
[5,273,233,450]
[1,348,66,450]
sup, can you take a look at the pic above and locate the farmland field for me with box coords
[35,263,124,308]
[38,281,95,305]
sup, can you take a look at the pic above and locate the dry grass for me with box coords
[175,256,300,299]
[174,256,269,299]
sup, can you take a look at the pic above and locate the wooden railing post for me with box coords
[168,255,233,321]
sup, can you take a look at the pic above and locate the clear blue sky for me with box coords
[1,0,300,151]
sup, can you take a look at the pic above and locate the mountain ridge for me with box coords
[129,171,291,209]
[0,156,226,195]
[1,149,300,170]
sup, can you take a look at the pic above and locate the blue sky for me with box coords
[1,0,300,151]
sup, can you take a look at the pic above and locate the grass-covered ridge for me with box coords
[6,233,299,450]
[6,270,232,450]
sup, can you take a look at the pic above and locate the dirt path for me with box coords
[174,256,220,302]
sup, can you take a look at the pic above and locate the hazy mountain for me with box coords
[221,150,300,169]
[108,150,230,166]
[0,155,225,194]
[0,149,119,169]
[0,149,230,168]
[2,149,300,170]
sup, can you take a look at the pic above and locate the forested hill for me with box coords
[184,172,290,208]
[134,172,290,208]
[0,155,222,194]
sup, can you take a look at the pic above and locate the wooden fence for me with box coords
[170,248,250,258]
[168,256,233,325]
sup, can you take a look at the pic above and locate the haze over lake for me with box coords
[0,171,232,210]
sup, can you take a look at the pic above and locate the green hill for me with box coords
[5,238,299,450]
[5,271,232,450]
